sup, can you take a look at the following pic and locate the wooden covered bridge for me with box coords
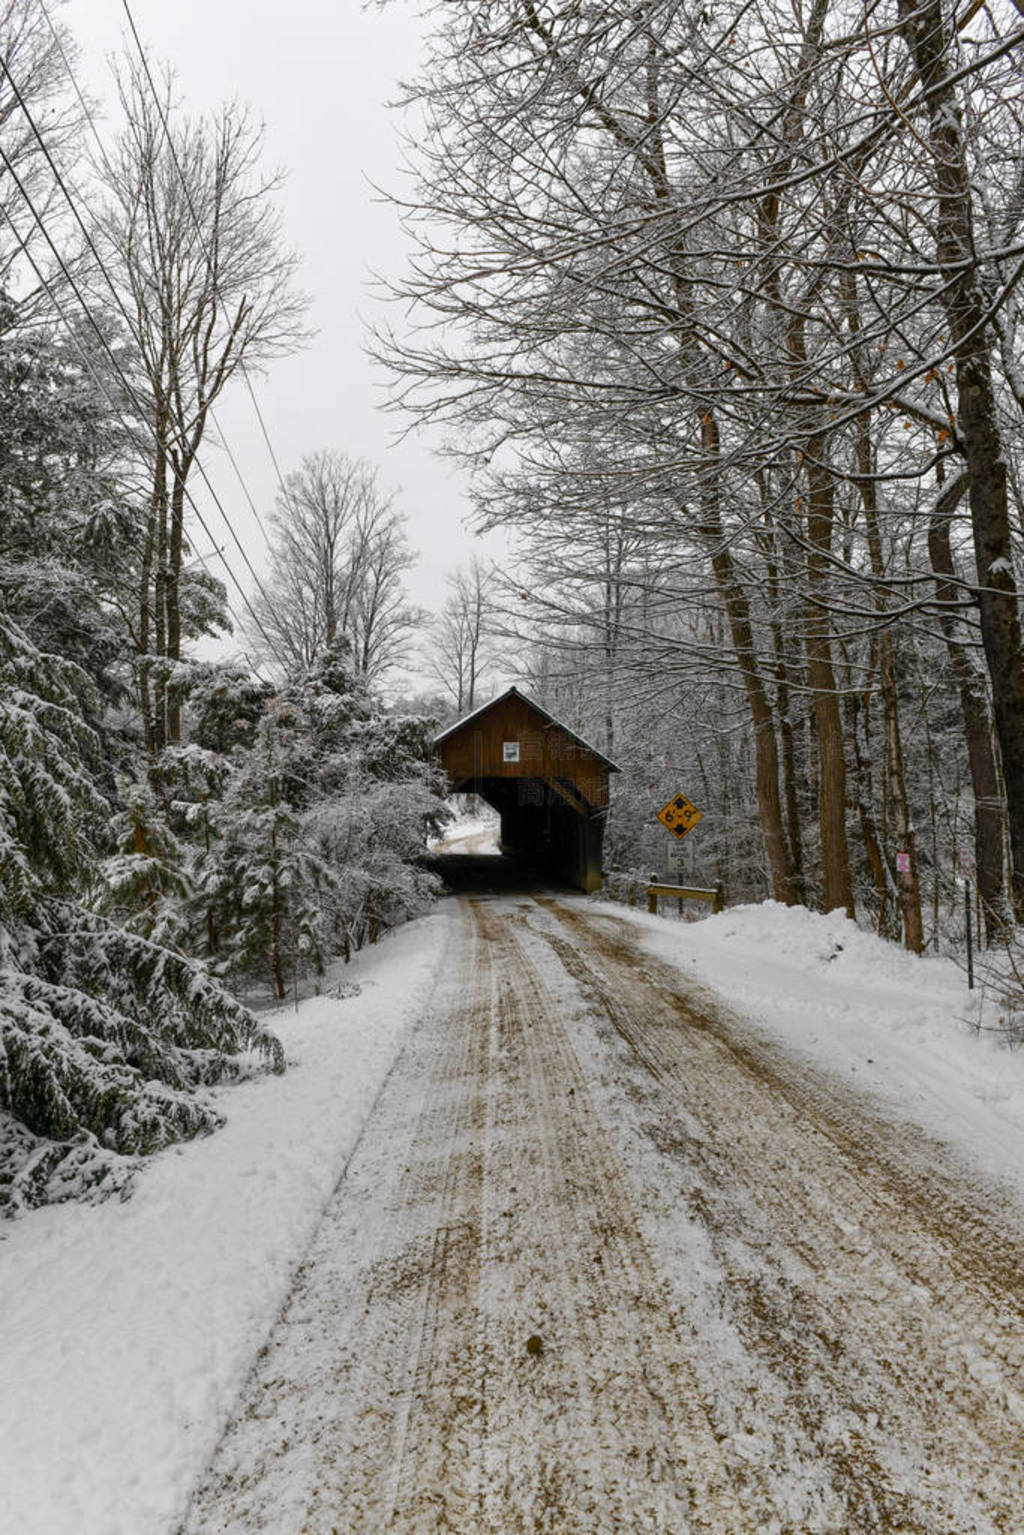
[433,686,617,891]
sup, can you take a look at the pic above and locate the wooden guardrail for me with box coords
[644,890,724,908]
[624,877,723,915]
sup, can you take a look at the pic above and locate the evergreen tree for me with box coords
[190,642,445,991]
[202,702,336,1001]
[188,662,274,754]
[101,773,193,945]
[0,613,283,1215]
[289,642,445,958]
[0,301,128,711]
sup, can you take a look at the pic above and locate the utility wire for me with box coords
[37,0,282,558]
[0,202,271,675]
[0,50,291,655]
[0,140,281,676]
[118,0,288,523]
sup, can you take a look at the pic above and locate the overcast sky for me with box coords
[72,0,507,683]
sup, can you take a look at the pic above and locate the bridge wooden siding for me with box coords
[434,687,617,891]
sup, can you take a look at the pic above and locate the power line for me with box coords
[0,38,278,590]
[36,0,106,164]
[118,0,289,525]
[0,140,282,677]
[0,195,272,676]
[243,378,289,489]
[0,50,291,657]
[40,0,285,547]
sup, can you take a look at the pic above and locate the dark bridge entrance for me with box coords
[433,687,617,892]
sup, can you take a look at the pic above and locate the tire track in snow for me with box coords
[179,890,1024,1534]
[472,899,746,1532]
[537,898,1024,1534]
[178,902,492,1533]
[179,895,749,1533]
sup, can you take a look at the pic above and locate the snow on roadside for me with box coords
[606,898,1024,1199]
[0,906,455,1535]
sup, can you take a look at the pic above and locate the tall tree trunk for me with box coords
[899,0,1024,919]
[881,638,923,951]
[154,517,168,753]
[149,429,169,755]
[804,447,854,915]
[699,414,798,903]
[268,778,286,1003]
[166,465,186,746]
[928,474,1009,941]
[757,479,806,900]
[138,501,157,759]
[855,421,923,950]
[846,679,890,933]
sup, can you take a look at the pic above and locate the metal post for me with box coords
[965,880,974,990]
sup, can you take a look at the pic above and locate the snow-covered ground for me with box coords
[2,891,1023,1534]
[611,898,1024,1200]
[428,804,500,855]
[0,909,455,1535]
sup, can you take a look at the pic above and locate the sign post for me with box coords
[965,879,974,990]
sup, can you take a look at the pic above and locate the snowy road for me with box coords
[179,894,1024,1534]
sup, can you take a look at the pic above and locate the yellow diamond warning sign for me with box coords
[657,792,703,840]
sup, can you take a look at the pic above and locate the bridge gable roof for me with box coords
[433,686,619,772]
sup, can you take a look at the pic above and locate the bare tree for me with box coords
[375,0,1024,943]
[91,55,308,751]
[246,449,419,684]
[895,0,1024,921]
[0,0,85,290]
[427,556,500,714]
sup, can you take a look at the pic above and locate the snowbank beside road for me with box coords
[0,907,454,1535]
[611,898,1024,1198]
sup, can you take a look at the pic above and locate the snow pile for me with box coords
[0,907,453,1535]
[612,898,1024,1194]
